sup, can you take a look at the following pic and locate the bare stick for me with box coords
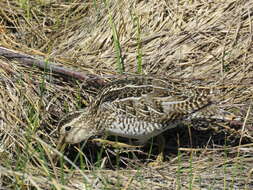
[0,46,115,86]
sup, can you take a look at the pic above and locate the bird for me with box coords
[58,75,238,165]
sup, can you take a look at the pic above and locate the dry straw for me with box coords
[0,0,252,189]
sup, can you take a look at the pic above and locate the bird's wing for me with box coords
[90,76,191,111]
[97,88,213,124]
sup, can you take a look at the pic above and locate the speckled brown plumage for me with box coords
[58,76,238,144]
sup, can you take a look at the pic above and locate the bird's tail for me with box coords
[187,104,240,121]
[161,89,239,121]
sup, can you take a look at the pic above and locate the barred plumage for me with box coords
[59,76,238,144]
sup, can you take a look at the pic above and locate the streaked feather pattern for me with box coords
[59,76,238,144]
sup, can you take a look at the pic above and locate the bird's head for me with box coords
[58,110,96,144]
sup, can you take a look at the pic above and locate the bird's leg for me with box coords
[91,138,142,149]
[148,134,165,167]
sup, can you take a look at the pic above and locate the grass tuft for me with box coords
[0,0,253,189]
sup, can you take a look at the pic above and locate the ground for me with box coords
[0,0,253,189]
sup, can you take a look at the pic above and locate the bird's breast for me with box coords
[103,114,176,140]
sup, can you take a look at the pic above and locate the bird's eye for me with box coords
[65,126,72,132]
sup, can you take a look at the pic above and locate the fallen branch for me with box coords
[0,46,115,86]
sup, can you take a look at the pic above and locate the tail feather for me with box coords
[161,90,240,122]
[187,105,239,121]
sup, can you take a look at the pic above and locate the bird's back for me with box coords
[91,76,196,110]
[88,76,237,141]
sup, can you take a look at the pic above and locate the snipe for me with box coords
[58,76,238,164]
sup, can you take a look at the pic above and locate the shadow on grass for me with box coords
[58,121,250,169]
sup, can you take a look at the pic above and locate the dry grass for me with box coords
[0,0,253,189]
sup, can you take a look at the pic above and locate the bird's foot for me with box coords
[148,152,164,167]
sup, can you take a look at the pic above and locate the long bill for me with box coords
[56,135,67,152]
[52,135,67,164]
